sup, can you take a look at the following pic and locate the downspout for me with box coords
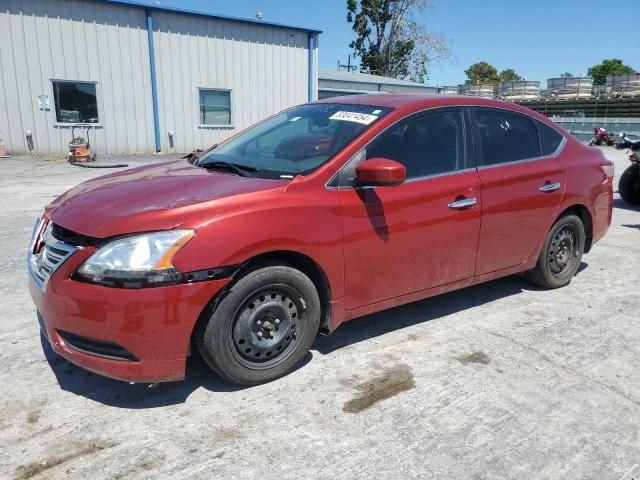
[308,32,315,102]
[146,9,161,152]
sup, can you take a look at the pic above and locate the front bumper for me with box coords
[29,246,230,383]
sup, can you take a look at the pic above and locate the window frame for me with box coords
[328,106,473,189]
[533,118,565,156]
[50,79,101,126]
[197,87,234,129]
[469,106,566,169]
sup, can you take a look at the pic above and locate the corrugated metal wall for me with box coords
[0,0,317,156]
[0,0,155,155]
[319,78,439,96]
[152,12,312,153]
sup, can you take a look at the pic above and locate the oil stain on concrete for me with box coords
[25,410,40,425]
[456,351,490,365]
[113,455,167,480]
[14,441,117,480]
[342,363,416,414]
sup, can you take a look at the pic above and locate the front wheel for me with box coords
[197,264,320,385]
[619,164,640,205]
[525,214,585,289]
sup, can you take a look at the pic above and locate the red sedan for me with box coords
[28,95,613,385]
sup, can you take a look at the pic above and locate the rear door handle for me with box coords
[448,197,477,210]
[539,182,561,193]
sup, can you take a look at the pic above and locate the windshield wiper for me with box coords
[199,160,258,177]
[183,144,219,164]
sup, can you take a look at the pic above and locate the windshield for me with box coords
[197,103,392,178]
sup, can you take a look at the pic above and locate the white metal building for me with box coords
[0,0,320,155]
[318,70,440,99]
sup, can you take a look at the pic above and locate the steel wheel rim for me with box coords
[548,224,577,275]
[229,284,304,370]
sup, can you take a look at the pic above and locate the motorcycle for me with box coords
[616,133,640,205]
[589,127,616,146]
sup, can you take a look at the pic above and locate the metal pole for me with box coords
[146,9,161,152]
[308,33,315,102]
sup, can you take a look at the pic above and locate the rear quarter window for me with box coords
[536,121,564,156]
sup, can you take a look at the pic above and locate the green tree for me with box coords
[347,0,449,81]
[587,59,635,85]
[499,69,522,82]
[560,72,573,78]
[465,62,500,86]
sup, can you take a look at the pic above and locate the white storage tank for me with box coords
[547,77,594,98]
[499,80,540,100]
[606,73,640,96]
[457,83,494,98]
[439,86,458,95]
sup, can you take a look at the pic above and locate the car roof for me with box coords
[317,93,531,113]
[317,93,561,130]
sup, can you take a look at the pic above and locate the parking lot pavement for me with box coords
[1,148,638,480]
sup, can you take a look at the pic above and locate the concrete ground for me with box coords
[0,149,639,480]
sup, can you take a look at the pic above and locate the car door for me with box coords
[471,107,566,276]
[337,108,482,310]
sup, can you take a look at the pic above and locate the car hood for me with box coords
[46,160,288,238]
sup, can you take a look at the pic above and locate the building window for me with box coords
[52,81,99,124]
[199,89,231,126]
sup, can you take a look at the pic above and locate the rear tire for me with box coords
[525,214,585,289]
[619,164,640,205]
[197,264,320,385]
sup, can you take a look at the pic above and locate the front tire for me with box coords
[526,214,585,289]
[619,164,640,205]
[197,264,320,385]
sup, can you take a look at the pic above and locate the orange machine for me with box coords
[68,124,96,163]
[0,130,9,157]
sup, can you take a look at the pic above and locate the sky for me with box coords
[143,0,638,86]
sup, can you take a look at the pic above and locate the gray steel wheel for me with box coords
[197,263,321,385]
[230,286,303,369]
[526,214,585,289]
[548,224,578,276]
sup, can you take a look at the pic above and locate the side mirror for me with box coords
[355,158,406,187]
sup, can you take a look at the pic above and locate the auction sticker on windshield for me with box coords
[329,111,378,125]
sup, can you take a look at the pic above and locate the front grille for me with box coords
[57,330,138,362]
[28,219,78,292]
[51,223,100,247]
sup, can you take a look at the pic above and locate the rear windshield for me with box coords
[197,103,392,178]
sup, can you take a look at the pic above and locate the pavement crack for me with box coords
[474,325,640,408]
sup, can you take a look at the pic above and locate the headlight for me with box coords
[76,230,195,288]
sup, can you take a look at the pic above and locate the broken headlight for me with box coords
[75,230,195,288]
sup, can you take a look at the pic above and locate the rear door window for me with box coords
[475,109,541,166]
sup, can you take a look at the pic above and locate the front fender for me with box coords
[171,192,346,318]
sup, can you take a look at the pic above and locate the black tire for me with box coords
[525,214,585,289]
[619,164,640,205]
[196,264,320,385]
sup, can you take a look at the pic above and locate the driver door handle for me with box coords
[448,197,477,210]
[539,182,561,193]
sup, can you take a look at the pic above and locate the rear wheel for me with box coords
[197,264,320,385]
[525,214,585,289]
[619,164,640,205]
